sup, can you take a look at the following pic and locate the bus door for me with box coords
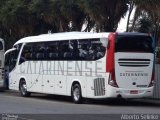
[5,49,19,89]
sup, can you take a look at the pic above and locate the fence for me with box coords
[153,64,160,99]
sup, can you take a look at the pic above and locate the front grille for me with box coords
[94,78,105,96]
[118,59,150,67]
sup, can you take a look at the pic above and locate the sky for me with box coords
[117,8,135,32]
[117,17,128,32]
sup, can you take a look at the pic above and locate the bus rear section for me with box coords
[107,33,155,98]
[0,38,5,90]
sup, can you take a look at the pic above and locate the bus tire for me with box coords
[19,80,31,97]
[71,83,83,104]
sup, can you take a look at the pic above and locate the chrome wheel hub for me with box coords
[73,88,80,101]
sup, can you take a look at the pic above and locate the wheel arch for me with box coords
[18,77,26,90]
[70,80,85,97]
[71,81,83,104]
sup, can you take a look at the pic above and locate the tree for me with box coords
[0,0,130,50]
[79,0,128,32]
[130,0,160,44]
[0,0,43,49]
[130,13,153,33]
[126,0,134,32]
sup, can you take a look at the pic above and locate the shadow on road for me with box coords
[4,90,160,107]
[87,98,160,107]
[27,94,160,107]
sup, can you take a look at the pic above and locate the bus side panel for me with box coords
[66,76,87,97]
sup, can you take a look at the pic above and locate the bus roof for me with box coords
[14,32,150,46]
[118,32,149,36]
[14,32,110,46]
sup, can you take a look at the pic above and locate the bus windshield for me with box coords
[115,36,154,53]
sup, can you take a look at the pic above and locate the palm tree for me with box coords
[130,13,153,33]
[78,0,128,32]
[126,0,134,32]
[0,0,130,49]
[57,0,86,31]
[130,0,160,43]
[0,0,37,37]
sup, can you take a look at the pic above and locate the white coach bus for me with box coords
[0,38,5,90]
[5,32,155,103]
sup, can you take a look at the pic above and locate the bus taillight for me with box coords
[148,71,155,87]
[107,33,118,88]
[108,69,118,88]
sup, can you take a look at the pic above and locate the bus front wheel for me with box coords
[71,84,83,104]
[19,80,31,97]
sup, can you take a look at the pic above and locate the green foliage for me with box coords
[129,0,160,44]
[0,0,129,50]
[130,13,153,33]
[79,0,128,32]
[137,17,153,33]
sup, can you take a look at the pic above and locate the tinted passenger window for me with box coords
[19,39,106,62]
[89,39,106,60]
[115,36,154,53]
[58,41,73,60]
[34,43,45,60]
[78,40,89,59]
[77,39,106,60]
[46,42,58,60]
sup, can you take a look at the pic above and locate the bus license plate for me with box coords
[130,90,138,94]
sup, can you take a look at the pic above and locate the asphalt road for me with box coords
[0,90,160,120]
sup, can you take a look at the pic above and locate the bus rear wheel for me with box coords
[19,80,31,97]
[71,84,83,104]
